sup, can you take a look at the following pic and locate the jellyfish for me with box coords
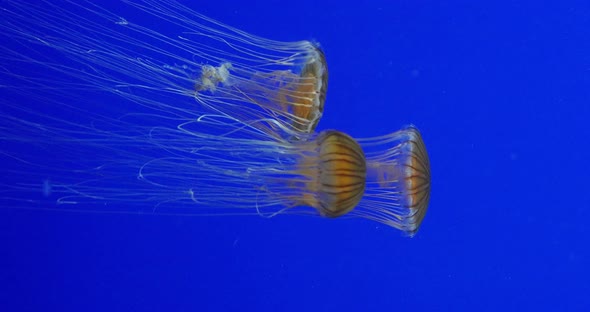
[0,0,328,139]
[0,0,431,235]
[0,106,431,234]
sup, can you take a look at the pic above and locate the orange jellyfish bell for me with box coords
[294,130,367,217]
[289,47,328,133]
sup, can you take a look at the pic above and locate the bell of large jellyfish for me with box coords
[0,0,328,140]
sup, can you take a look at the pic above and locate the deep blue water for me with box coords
[1,0,589,311]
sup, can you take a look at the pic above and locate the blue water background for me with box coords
[1,0,589,311]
